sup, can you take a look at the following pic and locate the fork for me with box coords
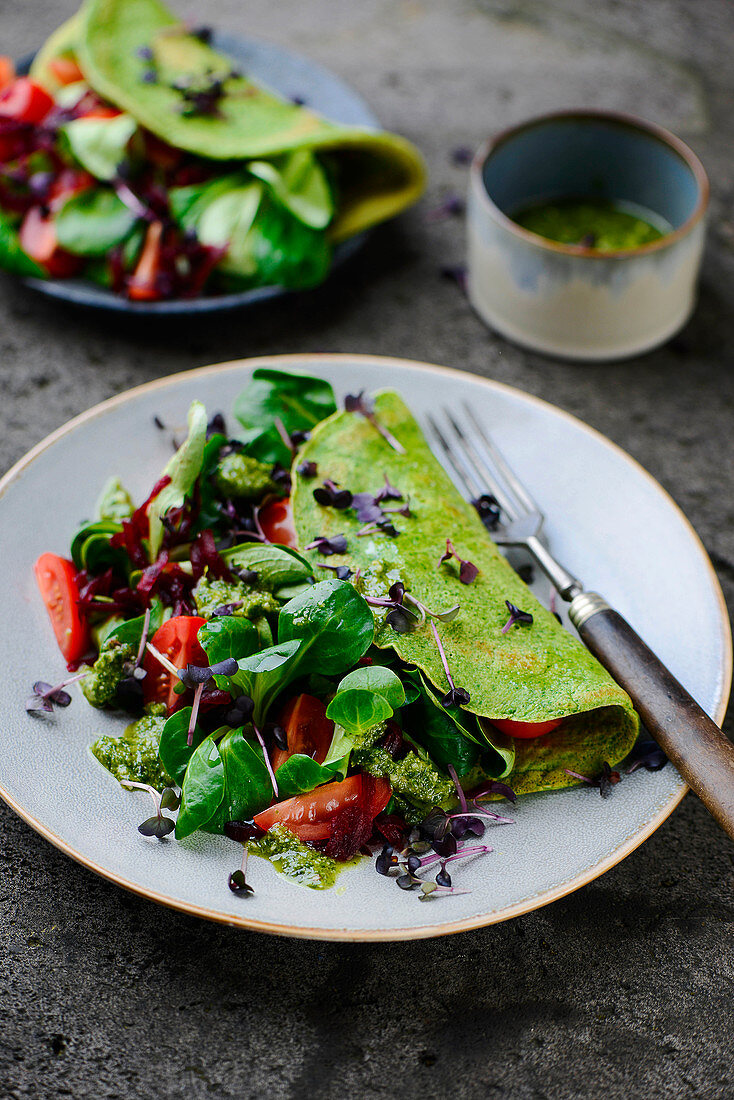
[427,402,734,842]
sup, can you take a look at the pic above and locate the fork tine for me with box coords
[426,414,488,500]
[441,408,521,522]
[461,402,541,518]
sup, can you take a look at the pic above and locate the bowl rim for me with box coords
[470,108,709,260]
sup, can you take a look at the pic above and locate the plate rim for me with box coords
[1,352,730,941]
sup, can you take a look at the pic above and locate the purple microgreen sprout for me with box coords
[120,780,178,840]
[114,180,149,220]
[296,460,318,478]
[317,563,353,580]
[407,844,492,876]
[439,538,479,584]
[188,682,205,747]
[440,264,468,293]
[564,762,621,798]
[374,474,403,503]
[272,725,288,751]
[419,881,472,900]
[224,694,255,728]
[625,739,668,774]
[313,479,353,510]
[501,600,533,634]
[228,844,254,896]
[515,562,535,585]
[430,621,471,708]
[426,192,465,221]
[134,606,152,669]
[25,671,89,715]
[472,493,502,531]
[344,392,406,455]
[472,779,517,805]
[211,601,244,617]
[351,492,384,524]
[253,724,278,798]
[305,534,348,556]
[451,145,473,166]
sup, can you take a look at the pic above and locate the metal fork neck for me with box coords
[526,536,582,602]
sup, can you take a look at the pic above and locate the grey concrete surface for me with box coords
[2,1,734,1097]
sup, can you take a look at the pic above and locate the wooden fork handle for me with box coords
[569,594,734,841]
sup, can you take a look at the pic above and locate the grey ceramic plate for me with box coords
[19,32,377,314]
[0,355,730,940]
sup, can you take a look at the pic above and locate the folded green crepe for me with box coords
[31,0,425,242]
[292,392,639,796]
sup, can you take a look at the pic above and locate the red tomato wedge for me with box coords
[19,206,83,277]
[490,717,564,740]
[128,220,164,301]
[34,553,90,663]
[258,497,298,548]
[272,694,334,771]
[0,57,15,92]
[254,775,392,843]
[47,56,85,86]
[141,615,207,713]
[0,78,54,124]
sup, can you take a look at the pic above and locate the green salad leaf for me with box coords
[203,728,273,832]
[148,400,207,561]
[222,543,314,594]
[248,149,334,229]
[274,752,348,799]
[55,188,138,256]
[158,706,207,786]
[0,209,46,278]
[70,518,128,576]
[278,578,374,677]
[61,112,138,180]
[175,734,225,839]
[198,616,260,674]
[233,367,337,466]
[95,475,135,522]
[326,689,393,738]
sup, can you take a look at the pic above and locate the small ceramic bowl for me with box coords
[467,110,709,361]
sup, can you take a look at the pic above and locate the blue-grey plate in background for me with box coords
[17,32,377,314]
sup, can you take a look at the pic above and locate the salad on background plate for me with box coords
[29,367,658,900]
[0,0,424,303]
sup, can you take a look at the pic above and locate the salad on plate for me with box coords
[0,0,424,300]
[30,368,653,899]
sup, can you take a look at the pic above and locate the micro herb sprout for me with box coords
[228,844,254,896]
[564,762,621,798]
[297,461,318,478]
[317,563,353,580]
[312,479,353,510]
[305,535,348,556]
[25,671,89,715]
[253,724,279,797]
[625,739,668,774]
[120,780,180,840]
[344,392,406,454]
[438,538,479,584]
[425,192,465,221]
[430,621,470,708]
[501,600,533,634]
[471,493,502,531]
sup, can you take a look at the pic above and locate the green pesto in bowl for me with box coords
[511,197,671,252]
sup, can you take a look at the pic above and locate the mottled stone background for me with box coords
[1,2,733,1097]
